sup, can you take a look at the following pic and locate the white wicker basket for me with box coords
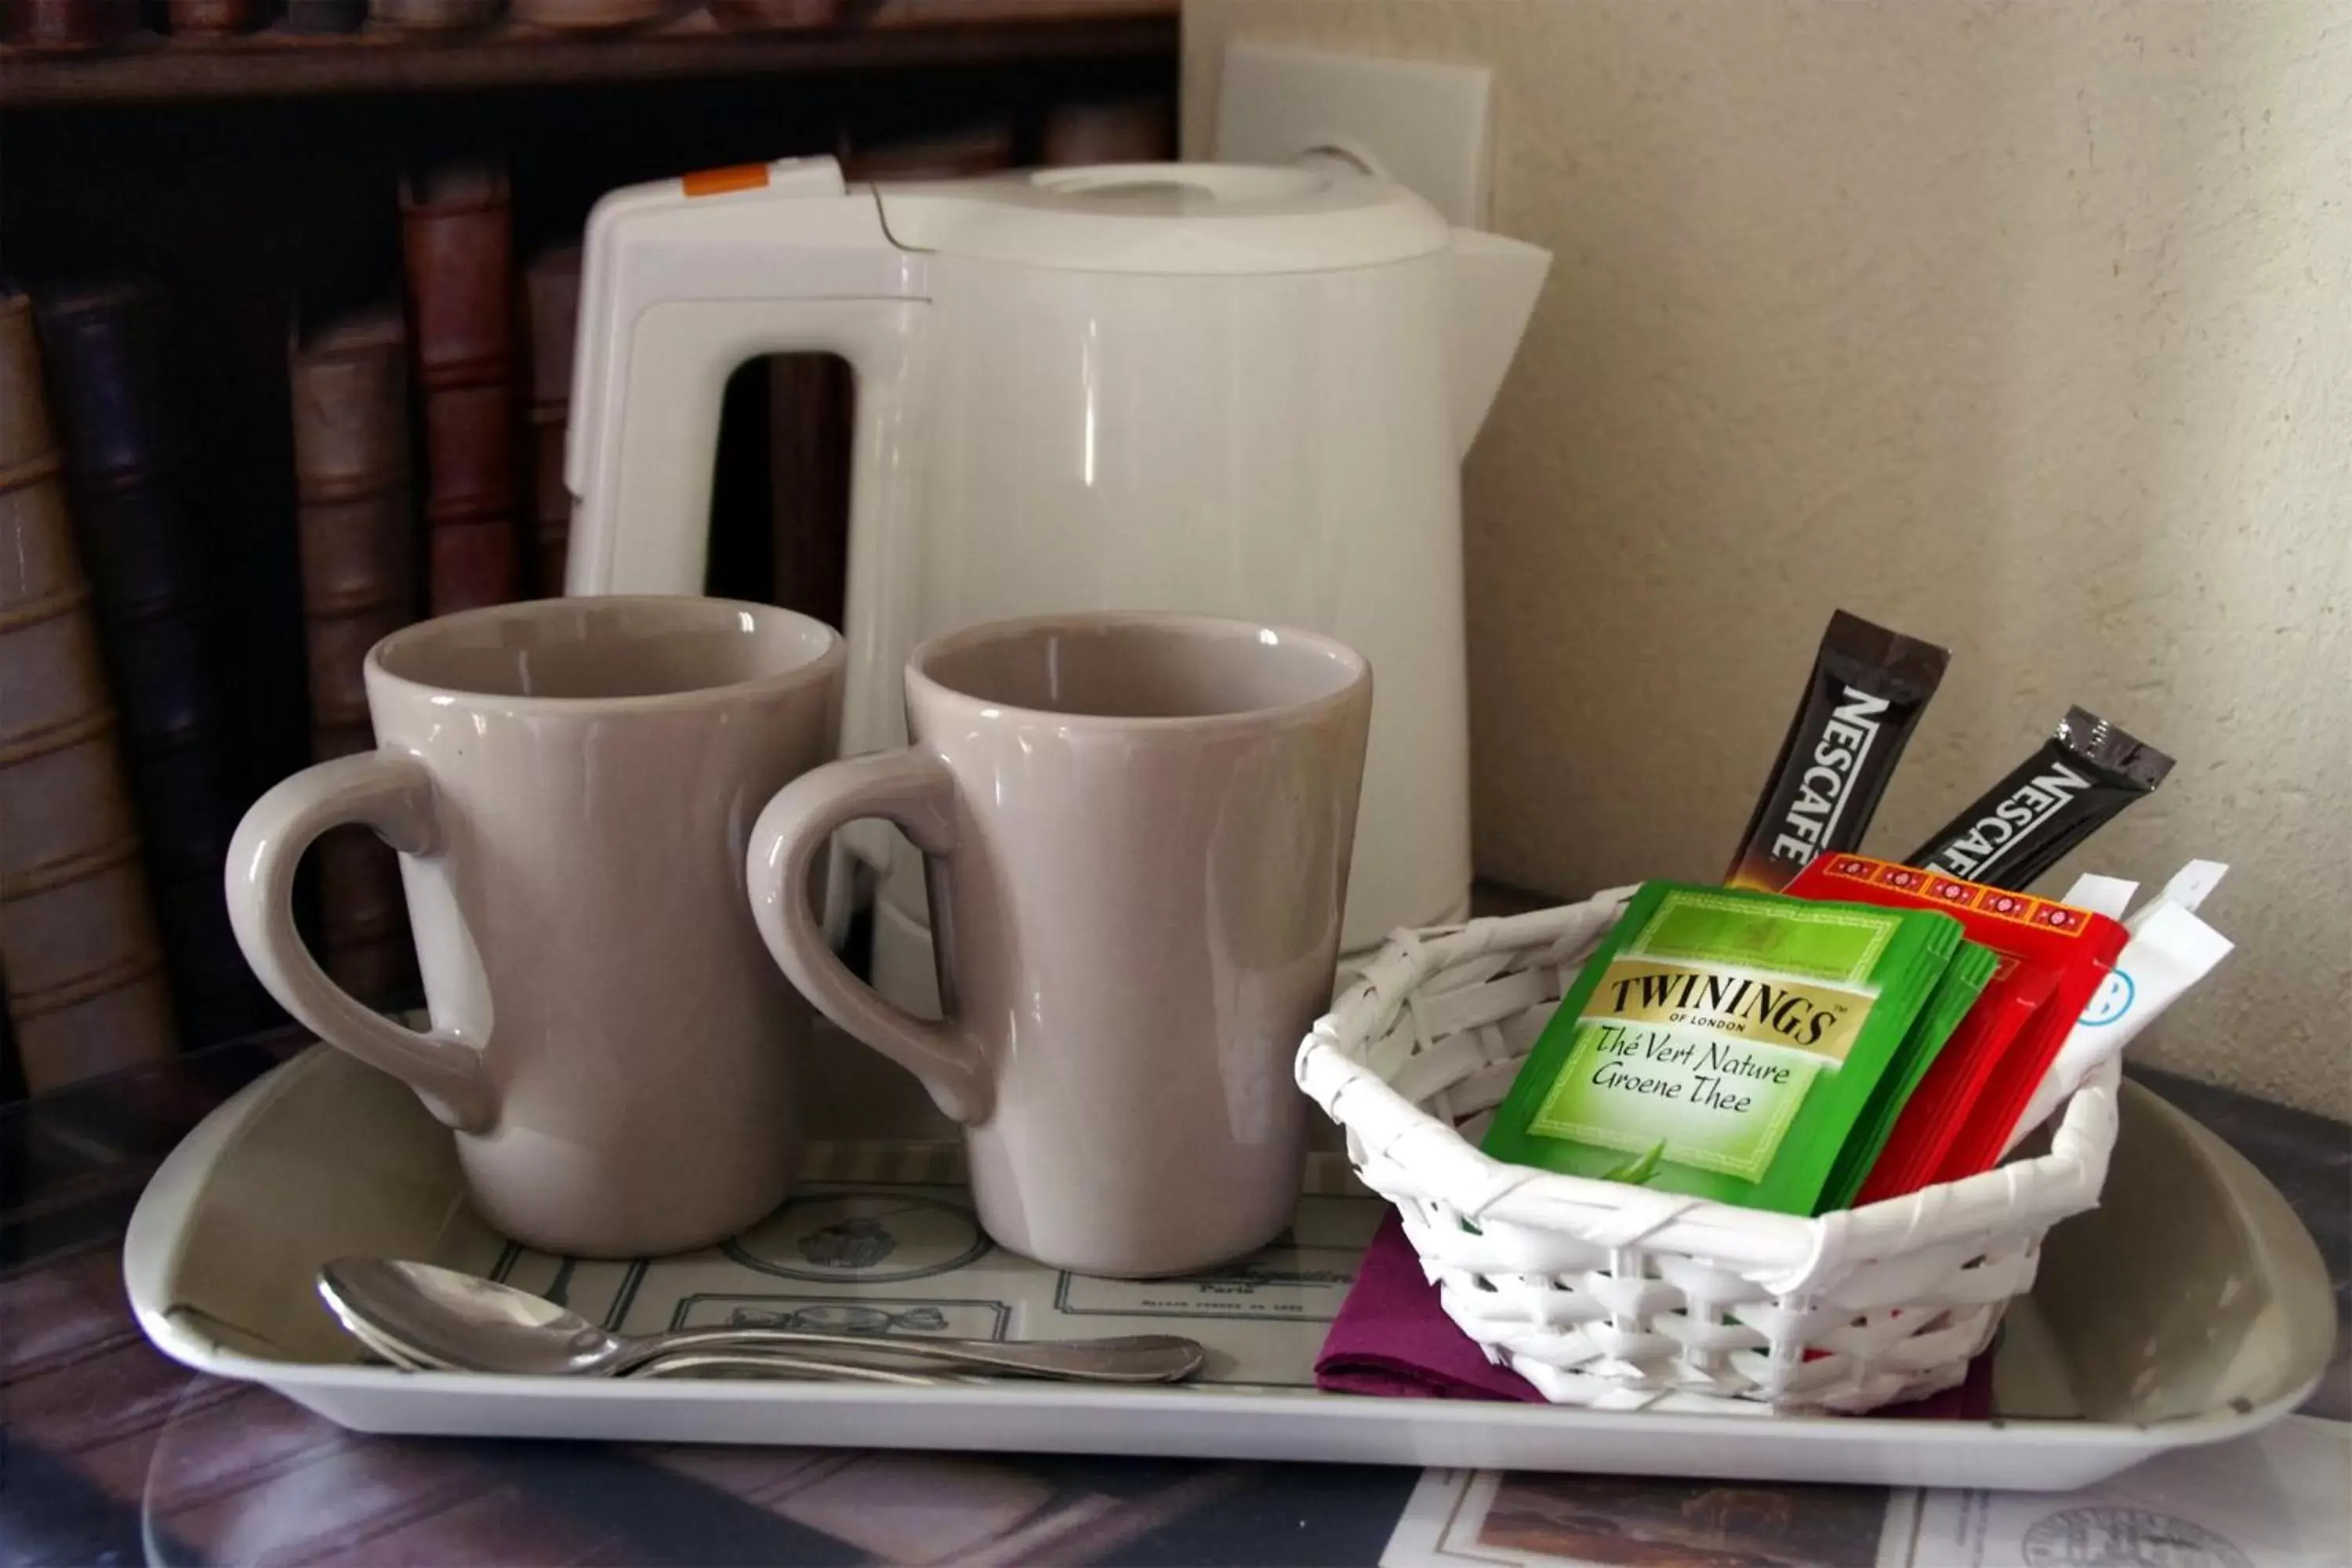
[1298,887,2121,1415]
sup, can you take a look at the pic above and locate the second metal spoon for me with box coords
[318,1258,1206,1382]
[334,1304,946,1385]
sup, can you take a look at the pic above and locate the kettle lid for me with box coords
[871,162,1450,276]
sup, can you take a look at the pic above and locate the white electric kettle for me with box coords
[564,154,1548,1009]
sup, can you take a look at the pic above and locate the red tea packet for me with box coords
[1787,855,2126,1203]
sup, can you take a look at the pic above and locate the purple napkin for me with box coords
[1316,1213,1545,1401]
[1317,1212,1994,1419]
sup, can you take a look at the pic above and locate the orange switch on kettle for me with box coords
[681,164,770,198]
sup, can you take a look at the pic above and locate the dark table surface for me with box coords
[3,1038,2344,1567]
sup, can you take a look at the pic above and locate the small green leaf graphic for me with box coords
[1600,1141,1666,1186]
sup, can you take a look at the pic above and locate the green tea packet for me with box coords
[1817,939,1997,1213]
[1481,881,1967,1216]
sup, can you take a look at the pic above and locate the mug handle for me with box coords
[225,752,496,1134]
[746,750,992,1125]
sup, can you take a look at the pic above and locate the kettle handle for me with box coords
[564,156,931,938]
[564,155,927,608]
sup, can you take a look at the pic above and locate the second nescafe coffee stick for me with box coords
[1726,611,1952,893]
[1907,706,2174,891]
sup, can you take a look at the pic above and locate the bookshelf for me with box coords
[0,2,1177,107]
[0,0,1177,1087]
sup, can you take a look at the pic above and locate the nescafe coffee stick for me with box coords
[1906,706,2174,891]
[1725,611,1951,893]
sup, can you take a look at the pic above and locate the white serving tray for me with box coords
[125,1046,2334,1491]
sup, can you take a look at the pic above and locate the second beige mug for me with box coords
[227,596,843,1258]
[747,613,1372,1277]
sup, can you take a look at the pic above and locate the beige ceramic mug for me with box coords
[226,597,844,1258]
[746,613,1372,1277]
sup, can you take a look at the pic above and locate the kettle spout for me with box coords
[1446,227,1550,458]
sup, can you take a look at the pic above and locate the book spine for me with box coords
[0,969,21,1102]
[0,292,179,1090]
[371,0,502,28]
[34,279,274,1050]
[1,0,136,46]
[165,0,261,34]
[402,160,524,611]
[289,307,420,1004]
[1039,99,1176,167]
[766,355,851,630]
[279,0,364,29]
[524,243,581,595]
[706,0,839,30]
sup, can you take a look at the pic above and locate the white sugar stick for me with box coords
[2060,873,2138,920]
[2136,858,2228,924]
[2005,865,2233,1155]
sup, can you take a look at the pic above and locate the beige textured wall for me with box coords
[1185,0,2351,1117]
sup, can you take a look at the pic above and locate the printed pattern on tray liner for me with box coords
[433,1143,1385,1392]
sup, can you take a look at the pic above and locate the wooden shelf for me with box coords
[0,0,1177,107]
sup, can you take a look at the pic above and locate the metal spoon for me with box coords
[630,1351,949,1384]
[318,1258,1206,1382]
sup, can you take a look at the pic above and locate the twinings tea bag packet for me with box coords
[1820,940,1997,1212]
[1482,881,1969,1216]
